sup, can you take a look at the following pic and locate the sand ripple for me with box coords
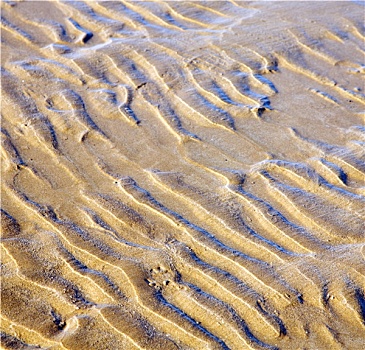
[1,1,364,349]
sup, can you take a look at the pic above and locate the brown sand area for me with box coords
[1,1,365,349]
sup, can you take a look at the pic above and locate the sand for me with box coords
[1,1,364,349]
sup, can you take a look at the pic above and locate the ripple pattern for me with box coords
[1,1,365,349]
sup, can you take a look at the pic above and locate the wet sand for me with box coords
[1,1,365,349]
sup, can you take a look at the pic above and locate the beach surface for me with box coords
[1,1,365,349]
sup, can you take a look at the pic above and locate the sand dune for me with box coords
[1,1,364,349]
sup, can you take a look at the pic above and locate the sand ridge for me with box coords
[1,1,365,349]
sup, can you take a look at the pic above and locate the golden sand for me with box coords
[1,1,364,349]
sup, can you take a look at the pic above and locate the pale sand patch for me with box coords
[1,1,364,349]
